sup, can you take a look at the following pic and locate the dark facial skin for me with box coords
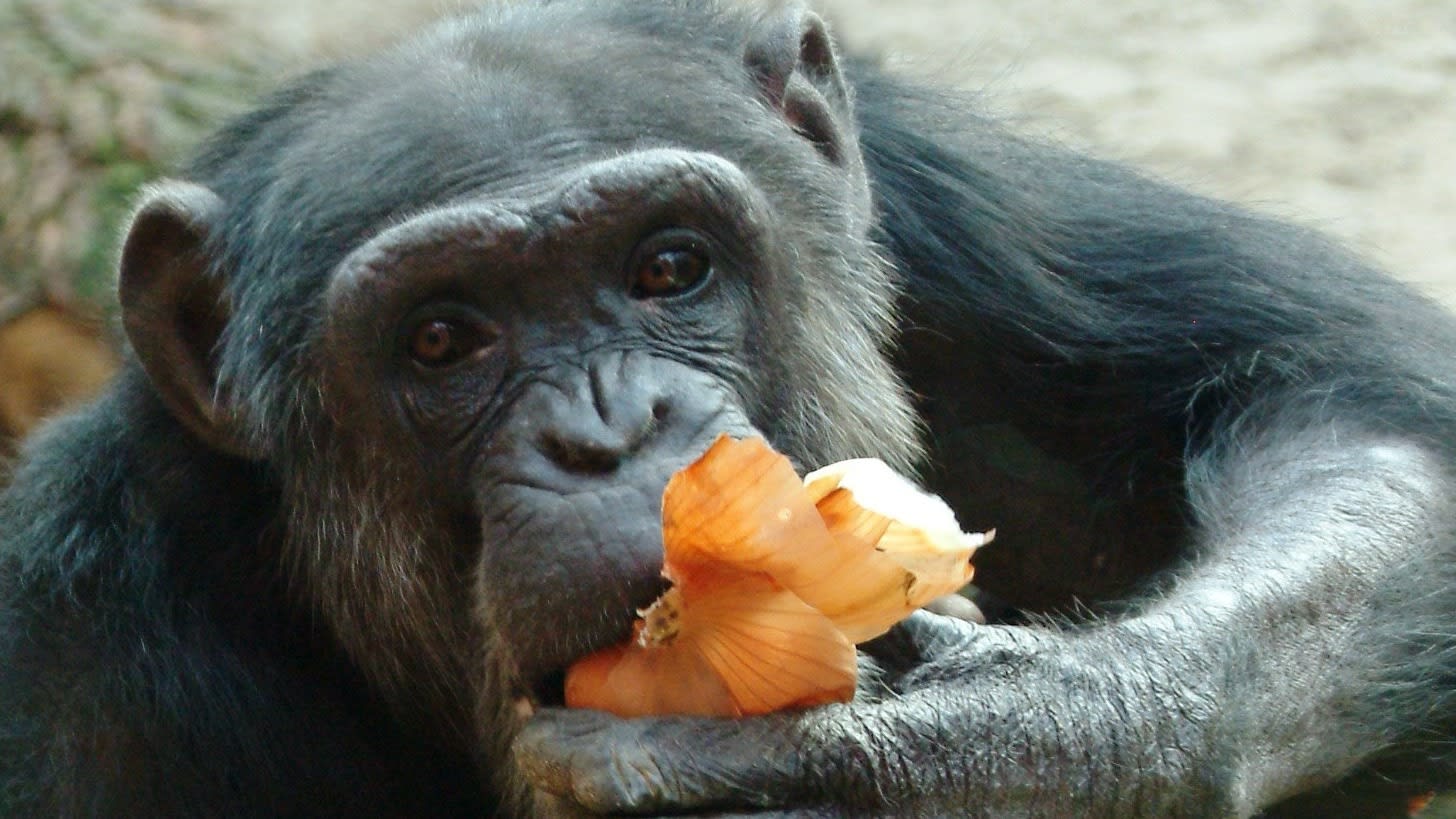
[321,149,795,691]
[4,2,1456,817]
[279,28,921,722]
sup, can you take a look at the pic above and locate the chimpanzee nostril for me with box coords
[539,432,625,475]
[529,356,679,477]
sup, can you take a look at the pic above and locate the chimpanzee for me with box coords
[4,1,1456,816]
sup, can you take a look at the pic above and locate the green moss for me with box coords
[78,160,156,310]
[87,132,126,166]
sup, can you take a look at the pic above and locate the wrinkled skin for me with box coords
[4,2,1456,818]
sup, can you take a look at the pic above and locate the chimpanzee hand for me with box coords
[515,433,1453,818]
[514,609,1229,817]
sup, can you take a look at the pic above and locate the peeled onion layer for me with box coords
[562,435,988,718]
[565,568,855,718]
[803,459,992,642]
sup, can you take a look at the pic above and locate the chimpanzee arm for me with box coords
[515,416,1456,816]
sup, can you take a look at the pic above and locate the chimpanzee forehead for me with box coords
[197,2,794,309]
[292,10,764,208]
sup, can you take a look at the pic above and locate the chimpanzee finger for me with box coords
[515,708,818,815]
[856,608,980,677]
[923,592,986,623]
[530,794,831,818]
[516,616,986,814]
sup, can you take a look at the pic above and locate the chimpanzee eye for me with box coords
[629,234,712,299]
[405,314,496,368]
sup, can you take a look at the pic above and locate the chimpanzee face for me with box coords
[318,149,779,691]
[115,12,920,715]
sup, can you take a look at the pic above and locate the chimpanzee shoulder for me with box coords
[0,378,489,815]
[846,54,1456,590]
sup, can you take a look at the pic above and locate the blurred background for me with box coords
[2,0,1453,458]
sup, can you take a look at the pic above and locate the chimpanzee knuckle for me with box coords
[513,712,599,795]
[905,608,984,653]
[566,743,679,814]
[894,622,1050,691]
[778,704,899,809]
[691,813,836,819]
[516,715,673,814]
[522,712,802,814]
[652,716,818,811]
[858,610,974,673]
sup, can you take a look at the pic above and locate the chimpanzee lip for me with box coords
[508,566,670,719]
[510,668,563,723]
[530,668,568,709]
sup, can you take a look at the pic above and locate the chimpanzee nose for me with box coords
[535,357,670,475]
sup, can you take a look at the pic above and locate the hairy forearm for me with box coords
[1126,430,1455,810]
[859,622,1223,817]
[513,427,1456,818]
[883,431,1454,816]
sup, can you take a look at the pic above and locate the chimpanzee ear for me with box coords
[745,4,857,166]
[118,180,254,459]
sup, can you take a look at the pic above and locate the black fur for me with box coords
[4,2,1456,816]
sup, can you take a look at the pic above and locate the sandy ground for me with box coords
[816,0,1456,307]
[245,0,1456,305]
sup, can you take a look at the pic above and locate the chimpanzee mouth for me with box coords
[500,538,673,723]
[513,604,648,718]
[511,670,563,721]
[514,581,669,718]
[531,668,568,710]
